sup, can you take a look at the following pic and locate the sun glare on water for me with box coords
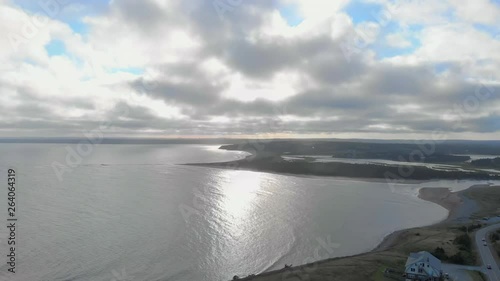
[219,171,264,221]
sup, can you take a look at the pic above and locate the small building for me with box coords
[404,251,442,281]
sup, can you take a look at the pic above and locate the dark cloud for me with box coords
[223,39,299,79]
[112,0,170,31]
[130,61,227,108]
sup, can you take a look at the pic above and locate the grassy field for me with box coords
[466,270,488,281]
[490,231,500,263]
[463,186,500,218]
[235,252,406,281]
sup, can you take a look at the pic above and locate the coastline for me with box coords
[373,186,468,253]
[240,183,493,281]
[351,183,496,254]
[186,156,500,181]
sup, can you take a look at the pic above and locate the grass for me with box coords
[237,253,406,281]
[492,241,500,262]
[371,267,387,281]
[466,270,488,281]
[389,225,478,265]
[463,186,500,218]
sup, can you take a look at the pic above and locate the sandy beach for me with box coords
[373,186,471,253]
[418,187,464,220]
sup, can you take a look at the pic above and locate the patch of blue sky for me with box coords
[278,2,304,26]
[442,7,455,21]
[109,67,144,75]
[379,21,401,35]
[11,0,108,35]
[363,19,422,60]
[68,20,89,34]
[343,1,385,24]
[473,24,499,37]
[10,0,42,12]
[12,0,110,14]
[45,39,66,56]
[60,0,111,18]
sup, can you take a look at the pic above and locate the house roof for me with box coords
[405,251,441,275]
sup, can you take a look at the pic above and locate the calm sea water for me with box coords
[0,144,492,281]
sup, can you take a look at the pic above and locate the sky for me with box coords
[1,0,500,139]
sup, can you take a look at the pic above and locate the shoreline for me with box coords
[235,183,500,281]
[186,162,492,186]
[364,183,494,253]
[373,186,467,253]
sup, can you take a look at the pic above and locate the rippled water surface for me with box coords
[0,144,492,281]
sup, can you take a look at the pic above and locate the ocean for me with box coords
[0,144,489,281]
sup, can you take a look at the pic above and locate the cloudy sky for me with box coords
[2,0,500,139]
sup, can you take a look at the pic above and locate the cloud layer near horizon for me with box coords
[1,0,500,139]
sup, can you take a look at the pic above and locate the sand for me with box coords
[418,187,464,220]
[374,187,467,252]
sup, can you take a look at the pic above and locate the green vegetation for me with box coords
[431,234,476,265]
[454,234,471,251]
[212,140,500,180]
[432,247,448,260]
[197,157,500,181]
[467,270,488,281]
[471,157,500,169]
[458,223,483,233]
[220,140,500,163]
[463,187,500,218]
[432,247,448,261]
[372,268,386,281]
[491,232,499,242]
[491,230,500,257]
[450,234,475,265]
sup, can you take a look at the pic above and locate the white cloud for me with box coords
[0,0,499,138]
[449,0,500,25]
[384,0,451,25]
[385,33,412,48]
[414,24,500,62]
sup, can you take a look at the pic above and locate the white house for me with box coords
[404,251,442,281]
